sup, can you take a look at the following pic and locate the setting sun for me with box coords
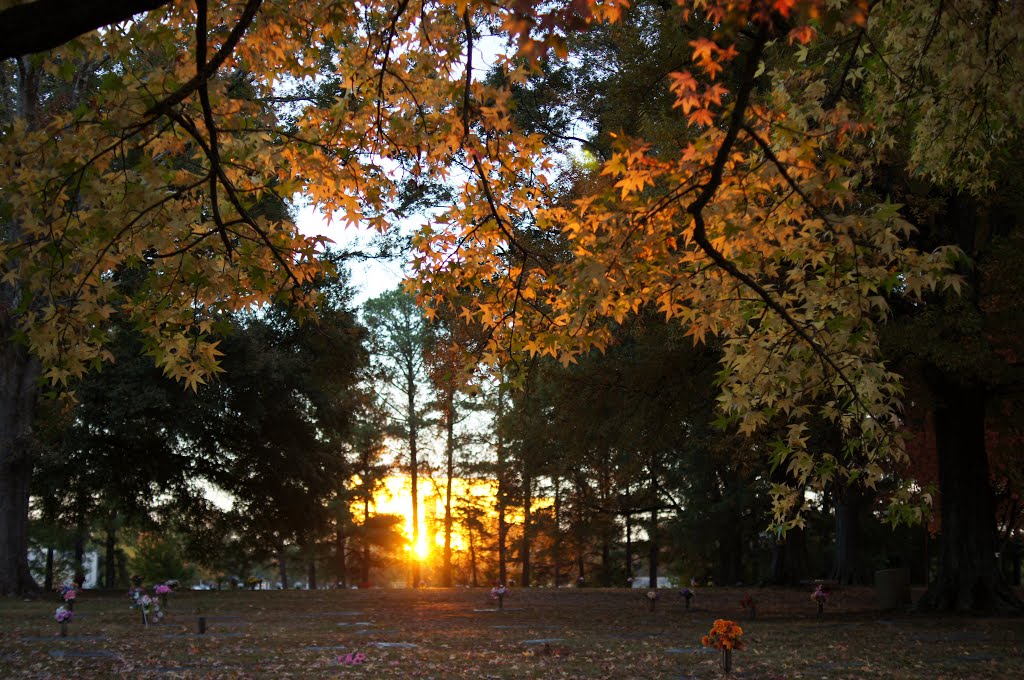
[368,476,499,561]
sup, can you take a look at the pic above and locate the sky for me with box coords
[294,201,407,305]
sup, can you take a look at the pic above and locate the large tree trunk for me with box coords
[768,526,809,585]
[44,547,54,591]
[717,523,744,586]
[307,556,317,591]
[918,378,1023,611]
[831,484,864,585]
[0,341,40,596]
[0,55,45,598]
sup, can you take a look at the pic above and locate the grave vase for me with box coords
[59,621,68,637]
[720,648,732,674]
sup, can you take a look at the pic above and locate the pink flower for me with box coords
[338,652,367,664]
[155,584,172,595]
[63,590,76,601]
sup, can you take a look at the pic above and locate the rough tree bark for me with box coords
[0,336,40,596]
[768,526,809,586]
[918,377,1023,611]
[831,484,865,585]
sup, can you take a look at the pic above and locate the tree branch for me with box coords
[0,0,170,60]
[145,0,263,118]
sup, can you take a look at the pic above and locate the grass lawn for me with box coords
[1,585,1021,678]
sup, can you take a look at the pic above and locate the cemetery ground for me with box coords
[1,586,1022,679]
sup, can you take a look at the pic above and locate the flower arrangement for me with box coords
[55,605,73,637]
[246,575,263,590]
[58,583,77,609]
[739,594,756,619]
[702,619,744,673]
[680,587,694,609]
[130,588,163,625]
[155,582,173,607]
[645,589,659,611]
[812,584,829,615]
[490,584,509,609]
[338,652,367,664]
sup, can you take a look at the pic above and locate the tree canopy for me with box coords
[2,0,1022,607]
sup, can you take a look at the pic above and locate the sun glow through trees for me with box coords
[369,476,498,559]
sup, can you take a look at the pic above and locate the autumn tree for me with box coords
[3,0,1020,612]
[423,309,482,587]
[342,400,395,587]
[364,287,432,587]
[0,0,554,595]
[408,0,1024,611]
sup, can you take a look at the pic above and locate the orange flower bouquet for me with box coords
[701,619,744,673]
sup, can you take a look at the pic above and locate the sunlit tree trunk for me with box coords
[442,391,455,587]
